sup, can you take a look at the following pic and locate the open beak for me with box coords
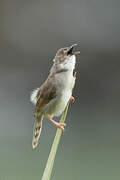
[67,44,80,56]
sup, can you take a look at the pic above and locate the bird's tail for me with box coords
[32,114,43,149]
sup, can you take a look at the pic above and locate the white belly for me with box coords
[54,90,72,116]
[51,70,75,116]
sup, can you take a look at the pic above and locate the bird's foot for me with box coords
[70,96,75,102]
[45,115,66,130]
[54,122,66,130]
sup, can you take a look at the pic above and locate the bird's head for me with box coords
[53,44,80,65]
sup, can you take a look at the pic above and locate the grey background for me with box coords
[0,0,120,179]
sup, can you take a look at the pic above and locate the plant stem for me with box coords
[41,102,70,180]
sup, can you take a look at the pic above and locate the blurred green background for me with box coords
[0,0,120,179]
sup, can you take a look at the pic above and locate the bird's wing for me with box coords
[35,75,56,113]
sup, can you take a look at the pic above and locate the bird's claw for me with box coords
[55,122,66,130]
[70,96,75,102]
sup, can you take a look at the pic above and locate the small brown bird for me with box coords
[30,44,80,148]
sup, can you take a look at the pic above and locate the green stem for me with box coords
[41,102,70,180]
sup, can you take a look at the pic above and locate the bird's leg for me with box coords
[70,95,75,102]
[45,115,66,130]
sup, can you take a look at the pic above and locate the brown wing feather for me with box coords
[35,75,56,113]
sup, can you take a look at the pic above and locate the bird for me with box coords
[30,44,80,149]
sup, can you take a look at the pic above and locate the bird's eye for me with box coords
[59,49,64,56]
